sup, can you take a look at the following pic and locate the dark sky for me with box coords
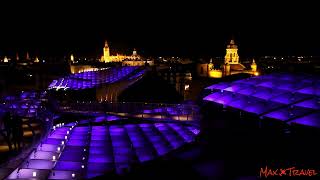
[0,2,319,58]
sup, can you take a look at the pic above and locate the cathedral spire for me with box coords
[104,40,109,48]
[132,48,137,56]
[230,34,235,44]
[230,39,235,45]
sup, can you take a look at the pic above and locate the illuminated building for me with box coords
[70,65,101,74]
[122,59,154,66]
[34,57,39,63]
[100,40,141,63]
[3,56,9,63]
[197,39,259,78]
[208,59,223,78]
[251,59,257,72]
[224,39,239,64]
[70,54,74,63]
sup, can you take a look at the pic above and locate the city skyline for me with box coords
[1,33,320,59]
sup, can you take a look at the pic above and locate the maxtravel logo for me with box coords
[259,166,318,178]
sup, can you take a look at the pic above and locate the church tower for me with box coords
[208,58,214,74]
[70,54,74,63]
[102,40,110,62]
[224,39,239,64]
[132,48,137,56]
[251,58,257,72]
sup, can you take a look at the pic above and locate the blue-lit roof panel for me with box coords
[205,82,231,90]
[269,92,313,105]
[243,101,284,115]
[290,112,320,128]
[203,73,320,125]
[251,87,288,100]
[223,84,252,92]
[48,67,142,90]
[263,106,313,121]
[294,98,320,110]
[296,86,320,96]
[5,119,200,179]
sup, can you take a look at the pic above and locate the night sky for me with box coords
[0,2,319,58]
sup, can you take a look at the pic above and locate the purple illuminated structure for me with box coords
[0,91,46,118]
[48,67,141,90]
[143,104,196,116]
[203,72,320,127]
[4,116,200,179]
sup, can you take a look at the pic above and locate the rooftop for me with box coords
[204,72,320,127]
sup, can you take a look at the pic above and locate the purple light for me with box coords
[29,151,59,160]
[88,154,113,163]
[290,112,320,128]
[7,169,50,179]
[90,140,109,147]
[269,92,312,105]
[203,73,320,123]
[294,98,320,110]
[89,147,113,155]
[297,86,320,96]
[48,67,140,90]
[205,82,231,90]
[263,106,312,121]
[48,170,77,179]
[59,152,84,161]
[54,161,83,171]
[21,159,55,169]
[6,119,200,179]
[66,139,87,146]
[36,144,58,152]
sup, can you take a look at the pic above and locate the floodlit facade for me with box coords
[100,40,140,63]
[197,39,259,78]
[224,39,239,64]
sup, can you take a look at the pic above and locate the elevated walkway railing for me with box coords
[59,101,201,122]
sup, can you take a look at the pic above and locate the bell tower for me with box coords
[224,39,239,64]
[102,40,110,62]
[251,58,257,72]
[132,48,137,56]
